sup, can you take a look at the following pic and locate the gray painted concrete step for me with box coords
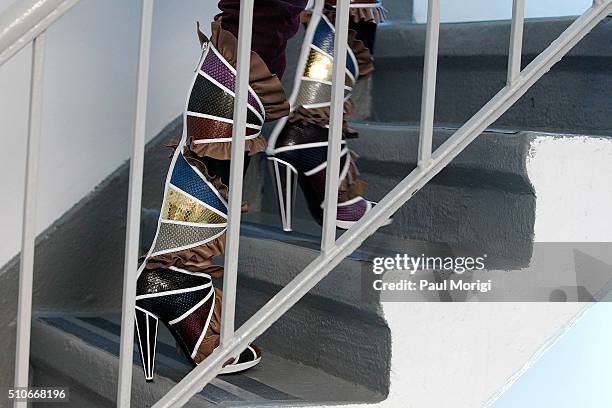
[31,313,383,407]
[257,122,536,260]
[141,213,452,394]
[349,122,535,261]
[142,210,452,314]
[282,16,611,134]
[364,17,612,134]
[348,122,531,191]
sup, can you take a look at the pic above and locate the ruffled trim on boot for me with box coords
[325,0,387,23]
[347,28,375,77]
[288,101,359,139]
[184,147,230,200]
[338,150,367,202]
[188,21,290,161]
[145,241,225,276]
[207,21,289,121]
[189,138,268,161]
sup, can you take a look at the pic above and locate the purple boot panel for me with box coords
[336,197,368,222]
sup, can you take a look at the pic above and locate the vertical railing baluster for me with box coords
[321,0,351,253]
[220,0,255,347]
[13,32,46,408]
[507,0,525,85]
[417,0,440,169]
[117,1,154,406]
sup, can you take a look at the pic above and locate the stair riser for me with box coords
[348,125,532,184]
[30,322,215,407]
[367,55,612,134]
[32,365,114,408]
[284,17,612,134]
[362,173,535,262]
[259,161,535,262]
[363,18,612,133]
[238,237,379,312]
[234,281,391,395]
[261,169,535,262]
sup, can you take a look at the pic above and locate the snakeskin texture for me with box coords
[136,267,215,357]
[137,286,211,322]
[162,187,226,225]
[304,49,353,87]
[337,198,368,221]
[294,15,361,109]
[170,153,227,215]
[279,146,327,174]
[186,115,259,142]
[294,80,332,108]
[275,123,349,173]
[275,121,331,146]
[201,47,263,117]
[152,222,225,254]
[188,76,262,127]
[137,267,210,296]
[172,295,215,357]
[313,16,335,55]
[312,16,357,78]
[280,147,348,175]
[305,49,333,81]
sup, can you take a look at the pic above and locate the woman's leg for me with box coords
[217,0,310,78]
[266,0,390,231]
[134,3,310,378]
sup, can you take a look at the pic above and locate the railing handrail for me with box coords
[0,0,81,67]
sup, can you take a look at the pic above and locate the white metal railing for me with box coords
[117,1,154,406]
[12,26,45,408]
[2,0,610,407]
[0,0,152,407]
[0,2,82,408]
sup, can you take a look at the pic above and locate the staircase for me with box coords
[23,12,612,408]
[31,312,381,407]
[25,114,456,406]
[372,16,612,135]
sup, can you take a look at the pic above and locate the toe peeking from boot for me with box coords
[220,344,262,375]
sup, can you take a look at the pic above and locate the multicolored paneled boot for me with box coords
[266,3,390,232]
[134,21,289,381]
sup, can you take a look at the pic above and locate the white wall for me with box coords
[527,135,612,242]
[413,0,592,23]
[0,0,218,266]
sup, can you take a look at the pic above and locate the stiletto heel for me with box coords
[268,157,298,232]
[134,307,159,382]
[134,266,262,381]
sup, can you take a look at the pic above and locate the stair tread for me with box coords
[31,312,383,407]
[376,16,612,59]
[241,212,453,262]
